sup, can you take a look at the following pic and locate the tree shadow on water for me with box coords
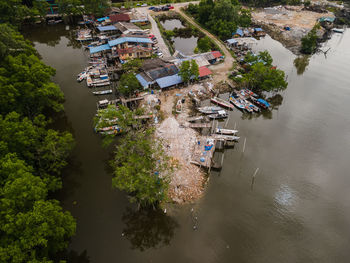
[122,207,179,251]
[241,94,284,120]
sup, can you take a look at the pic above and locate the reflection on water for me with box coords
[294,55,310,75]
[122,207,178,251]
[60,249,90,263]
[160,19,184,31]
[274,184,297,207]
[172,36,198,55]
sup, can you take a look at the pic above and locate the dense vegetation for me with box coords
[186,0,252,40]
[0,7,76,261]
[301,25,319,54]
[95,105,170,206]
[238,0,302,7]
[178,60,199,83]
[234,51,288,92]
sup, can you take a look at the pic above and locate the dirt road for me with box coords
[174,6,235,83]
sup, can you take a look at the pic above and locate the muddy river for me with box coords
[25,25,350,262]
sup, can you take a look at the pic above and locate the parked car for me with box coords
[169,6,174,9]
[141,3,148,7]
[149,6,155,10]
[161,6,170,11]
[156,52,163,57]
[148,34,155,38]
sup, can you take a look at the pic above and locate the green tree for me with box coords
[33,0,50,18]
[241,62,288,92]
[301,25,319,54]
[178,60,191,83]
[111,129,170,207]
[190,60,199,81]
[58,0,84,16]
[119,73,142,97]
[83,0,110,16]
[0,155,76,263]
[197,36,211,52]
[245,50,273,66]
[122,58,142,73]
[0,0,31,26]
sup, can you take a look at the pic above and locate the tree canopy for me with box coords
[119,73,142,97]
[301,25,319,54]
[111,129,170,207]
[197,36,211,53]
[0,22,75,262]
[186,0,252,40]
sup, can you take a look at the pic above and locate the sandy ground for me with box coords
[252,5,334,53]
[149,85,212,203]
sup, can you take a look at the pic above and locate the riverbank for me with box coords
[252,5,333,54]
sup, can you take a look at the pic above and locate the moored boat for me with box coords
[210,97,235,110]
[197,106,222,114]
[215,128,238,135]
[92,89,112,95]
[208,110,228,119]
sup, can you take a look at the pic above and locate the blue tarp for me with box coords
[156,74,183,89]
[136,74,152,88]
[319,17,335,23]
[257,98,270,108]
[89,44,111,54]
[254,28,263,32]
[234,29,243,37]
[226,38,238,45]
[97,25,117,32]
[97,16,109,22]
[108,37,152,47]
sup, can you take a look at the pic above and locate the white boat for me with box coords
[213,134,240,141]
[77,71,87,82]
[91,81,110,87]
[215,128,238,135]
[332,28,344,33]
[92,89,112,95]
[208,110,228,119]
[197,106,222,114]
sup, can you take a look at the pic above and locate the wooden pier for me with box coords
[187,116,204,122]
[190,138,216,169]
[189,122,212,128]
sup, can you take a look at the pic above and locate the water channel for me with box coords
[25,24,350,262]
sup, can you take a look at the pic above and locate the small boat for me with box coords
[176,99,182,113]
[332,28,344,33]
[92,89,112,95]
[77,71,87,82]
[229,96,246,111]
[210,97,235,110]
[91,81,110,87]
[197,106,222,114]
[213,134,240,141]
[208,110,228,119]
[251,97,270,109]
[215,128,238,135]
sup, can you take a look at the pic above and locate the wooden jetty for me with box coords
[187,116,204,122]
[191,137,216,169]
[120,96,144,106]
[134,114,153,120]
[189,122,212,128]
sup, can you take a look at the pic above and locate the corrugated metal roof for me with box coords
[108,37,152,46]
[254,28,263,32]
[156,74,183,89]
[211,51,223,58]
[110,14,130,22]
[89,44,111,54]
[130,19,149,23]
[97,25,117,31]
[199,66,212,77]
[226,38,238,44]
[136,74,152,88]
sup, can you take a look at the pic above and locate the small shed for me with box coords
[233,28,244,38]
[97,25,118,33]
[199,66,212,78]
[254,28,266,37]
[110,13,130,23]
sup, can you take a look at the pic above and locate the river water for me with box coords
[25,25,350,262]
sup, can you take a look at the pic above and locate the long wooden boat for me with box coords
[92,89,112,95]
[210,97,235,110]
[213,134,240,141]
[229,96,246,111]
[197,106,223,114]
[215,128,238,135]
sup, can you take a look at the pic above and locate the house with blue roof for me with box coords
[108,37,153,60]
[233,28,244,38]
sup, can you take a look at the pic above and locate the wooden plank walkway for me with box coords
[191,138,216,169]
[187,116,204,122]
[189,122,212,128]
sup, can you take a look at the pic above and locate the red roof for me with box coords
[110,14,130,22]
[199,66,212,77]
[211,51,222,58]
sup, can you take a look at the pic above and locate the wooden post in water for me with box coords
[221,152,225,166]
[234,122,236,130]
[251,168,259,190]
[224,115,230,128]
[242,137,247,153]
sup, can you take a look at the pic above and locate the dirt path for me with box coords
[174,7,235,83]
